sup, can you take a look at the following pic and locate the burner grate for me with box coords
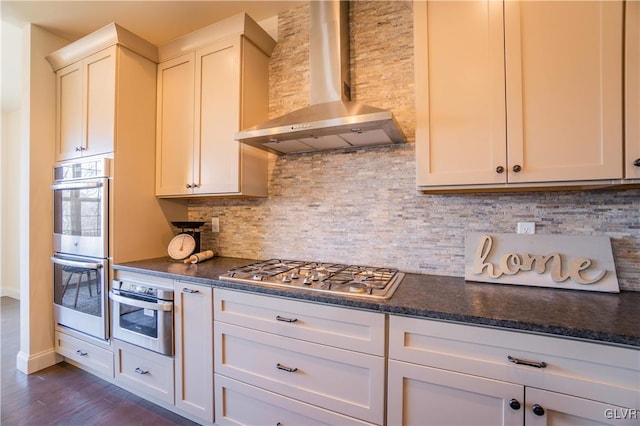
[220,259,404,300]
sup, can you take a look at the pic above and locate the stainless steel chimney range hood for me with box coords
[235,0,406,155]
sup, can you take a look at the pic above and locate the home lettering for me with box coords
[473,235,606,284]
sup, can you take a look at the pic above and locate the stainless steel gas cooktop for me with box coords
[219,259,404,300]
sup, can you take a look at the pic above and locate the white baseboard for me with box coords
[16,347,63,374]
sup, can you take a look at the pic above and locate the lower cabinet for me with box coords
[174,281,213,422]
[387,315,639,426]
[55,329,114,379]
[110,270,214,424]
[213,288,385,425]
[388,359,523,426]
[215,375,374,426]
[113,339,174,405]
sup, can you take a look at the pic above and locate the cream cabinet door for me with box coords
[626,0,640,181]
[155,53,195,196]
[174,282,213,422]
[387,360,524,426]
[504,1,623,184]
[524,388,636,426]
[84,47,116,158]
[194,38,241,195]
[415,0,507,187]
[416,1,624,190]
[55,46,116,161]
[56,61,83,160]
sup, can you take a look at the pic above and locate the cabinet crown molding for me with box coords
[46,22,159,71]
[158,12,276,62]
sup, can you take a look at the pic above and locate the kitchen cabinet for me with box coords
[155,14,274,197]
[213,288,385,425]
[54,47,116,161]
[55,328,113,379]
[626,0,640,181]
[415,1,624,191]
[113,339,175,405]
[387,315,639,426]
[48,23,160,163]
[173,281,213,422]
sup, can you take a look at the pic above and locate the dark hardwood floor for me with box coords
[1,297,200,425]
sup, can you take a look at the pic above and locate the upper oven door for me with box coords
[52,176,108,258]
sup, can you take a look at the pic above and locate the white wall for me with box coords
[1,109,22,298]
[1,20,23,299]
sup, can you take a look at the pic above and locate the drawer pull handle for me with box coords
[182,288,199,293]
[508,355,547,369]
[276,315,298,323]
[134,367,149,375]
[276,363,298,373]
[75,349,88,356]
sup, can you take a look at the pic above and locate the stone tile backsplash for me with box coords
[189,2,640,291]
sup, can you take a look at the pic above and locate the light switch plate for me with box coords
[211,217,219,233]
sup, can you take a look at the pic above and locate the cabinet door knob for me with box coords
[509,399,521,410]
[532,404,545,416]
[634,158,640,167]
[512,164,522,173]
[185,183,192,189]
[75,146,86,152]
[496,166,505,174]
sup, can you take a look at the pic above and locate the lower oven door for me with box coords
[109,290,174,355]
[52,254,108,340]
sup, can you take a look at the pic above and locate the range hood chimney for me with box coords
[234,1,406,155]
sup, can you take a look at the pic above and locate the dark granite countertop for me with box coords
[113,256,640,348]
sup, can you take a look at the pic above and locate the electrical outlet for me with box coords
[517,222,536,234]
[211,217,219,233]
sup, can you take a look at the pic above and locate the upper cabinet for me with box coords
[155,14,275,198]
[415,1,624,191]
[626,1,640,181]
[55,47,116,161]
[47,23,159,162]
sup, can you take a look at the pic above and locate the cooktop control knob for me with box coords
[282,275,292,283]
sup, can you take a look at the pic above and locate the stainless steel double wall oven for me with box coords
[51,158,110,340]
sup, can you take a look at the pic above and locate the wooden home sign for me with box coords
[464,233,620,293]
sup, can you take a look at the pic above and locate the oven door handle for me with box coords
[51,181,104,191]
[108,291,173,312]
[50,256,103,270]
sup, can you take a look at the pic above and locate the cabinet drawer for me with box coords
[113,340,174,404]
[55,330,113,378]
[214,322,385,424]
[389,316,640,409]
[214,288,385,355]
[215,375,375,426]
